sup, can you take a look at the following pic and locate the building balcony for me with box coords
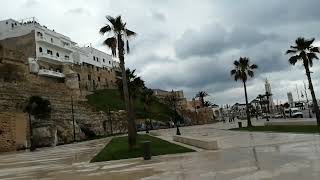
[38,69,65,78]
[36,36,74,52]
[38,52,71,64]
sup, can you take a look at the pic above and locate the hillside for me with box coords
[86,89,177,122]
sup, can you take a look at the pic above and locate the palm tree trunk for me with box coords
[243,81,252,127]
[117,34,136,148]
[305,65,320,126]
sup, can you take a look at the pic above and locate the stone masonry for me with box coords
[0,46,127,152]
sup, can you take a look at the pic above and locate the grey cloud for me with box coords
[65,8,91,16]
[175,23,279,59]
[24,0,38,7]
[152,11,166,22]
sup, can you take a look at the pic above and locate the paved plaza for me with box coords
[1,121,320,179]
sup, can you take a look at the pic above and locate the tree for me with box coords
[165,91,181,135]
[24,96,51,150]
[141,88,154,133]
[100,15,137,147]
[231,57,258,127]
[286,37,320,126]
[196,91,209,107]
[203,101,213,107]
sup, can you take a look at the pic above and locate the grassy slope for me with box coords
[86,89,175,122]
[231,125,320,134]
[91,134,195,162]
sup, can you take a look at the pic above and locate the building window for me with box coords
[97,57,99,62]
[78,74,81,81]
[88,74,91,80]
[50,38,53,43]
[39,47,42,53]
[56,52,59,57]
[96,67,99,71]
[5,21,8,24]
[103,59,105,62]
[109,61,111,64]
[47,50,53,55]
[65,55,69,60]
[98,77,100,82]
[93,56,95,61]
[92,65,94,69]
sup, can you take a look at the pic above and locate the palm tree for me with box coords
[196,91,209,107]
[286,37,320,126]
[100,15,137,147]
[165,91,181,135]
[231,57,258,127]
[141,88,154,133]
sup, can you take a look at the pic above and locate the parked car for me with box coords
[262,113,270,119]
[284,108,303,118]
[272,113,283,118]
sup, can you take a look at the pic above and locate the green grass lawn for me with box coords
[230,125,320,134]
[91,134,195,162]
[86,89,177,122]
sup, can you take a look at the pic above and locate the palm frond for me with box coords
[126,29,137,37]
[307,53,318,67]
[310,47,320,53]
[247,70,254,77]
[230,69,237,75]
[103,37,117,57]
[250,64,258,69]
[288,55,300,65]
[106,15,116,26]
[286,49,297,54]
[233,60,240,66]
[99,25,111,35]
[306,38,315,48]
[126,40,130,54]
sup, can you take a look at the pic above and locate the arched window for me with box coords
[39,47,42,53]
[56,52,59,57]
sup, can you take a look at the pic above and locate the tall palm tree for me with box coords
[165,91,181,135]
[141,88,154,133]
[231,57,258,127]
[286,37,320,125]
[100,15,137,147]
[196,91,209,107]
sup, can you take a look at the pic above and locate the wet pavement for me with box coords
[1,122,320,179]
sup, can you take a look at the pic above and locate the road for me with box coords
[1,122,320,179]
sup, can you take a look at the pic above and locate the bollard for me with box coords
[238,122,242,128]
[142,141,151,160]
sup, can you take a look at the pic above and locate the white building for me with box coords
[0,17,116,78]
[265,79,274,110]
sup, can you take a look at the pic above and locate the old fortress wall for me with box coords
[0,42,126,152]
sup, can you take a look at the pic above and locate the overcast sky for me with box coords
[1,0,320,105]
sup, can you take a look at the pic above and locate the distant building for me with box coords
[152,89,187,109]
[0,17,119,91]
[265,79,274,110]
[287,92,294,107]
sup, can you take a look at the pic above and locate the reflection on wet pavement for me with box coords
[1,123,320,179]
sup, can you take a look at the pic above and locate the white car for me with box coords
[284,108,303,118]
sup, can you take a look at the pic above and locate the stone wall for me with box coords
[71,63,117,92]
[0,112,27,152]
[0,47,127,152]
